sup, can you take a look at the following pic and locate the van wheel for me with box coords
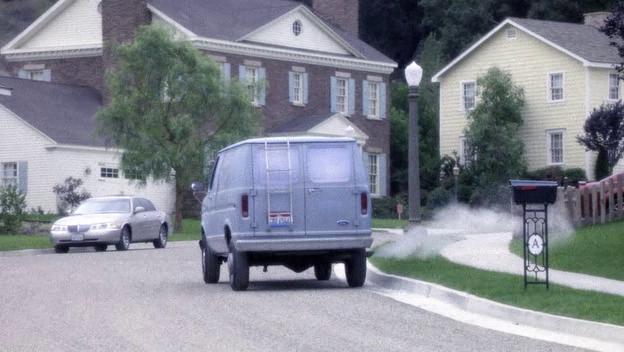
[153,225,168,249]
[314,263,332,281]
[345,249,366,288]
[228,246,249,291]
[202,239,220,284]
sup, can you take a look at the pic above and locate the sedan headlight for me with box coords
[89,223,122,231]
[51,225,68,232]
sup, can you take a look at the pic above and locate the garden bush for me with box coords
[0,185,27,234]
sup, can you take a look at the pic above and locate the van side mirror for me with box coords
[134,206,146,214]
[191,181,205,192]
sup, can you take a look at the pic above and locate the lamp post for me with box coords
[405,61,423,225]
[453,165,460,202]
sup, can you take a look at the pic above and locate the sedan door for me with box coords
[130,198,150,241]
[141,199,162,239]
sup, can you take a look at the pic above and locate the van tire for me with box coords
[345,249,366,287]
[314,263,332,281]
[228,246,249,291]
[202,239,220,284]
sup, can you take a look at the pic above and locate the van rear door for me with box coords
[304,143,358,236]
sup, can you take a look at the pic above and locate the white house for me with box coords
[0,76,175,215]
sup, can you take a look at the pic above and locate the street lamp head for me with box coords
[404,61,423,87]
[453,165,460,177]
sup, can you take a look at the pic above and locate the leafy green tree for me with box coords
[577,102,624,177]
[463,67,526,199]
[98,26,259,231]
[52,177,91,215]
[602,0,624,77]
[0,185,26,234]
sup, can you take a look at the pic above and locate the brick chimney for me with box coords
[583,11,611,29]
[309,0,359,37]
[101,0,150,101]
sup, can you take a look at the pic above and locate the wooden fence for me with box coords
[558,172,624,226]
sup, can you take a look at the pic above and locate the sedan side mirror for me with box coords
[134,206,146,214]
[191,181,205,192]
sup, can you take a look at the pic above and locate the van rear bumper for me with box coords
[234,236,373,252]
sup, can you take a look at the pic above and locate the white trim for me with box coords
[367,152,380,197]
[45,144,123,153]
[547,71,565,103]
[291,71,305,105]
[546,129,566,166]
[147,4,198,39]
[431,19,617,83]
[1,0,75,53]
[608,73,621,101]
[460,80,477,112]
[335,77,349,115]
[458,136,468,165]
[1,161,19,188]
[365,81,381,119]
[584,66,593,179]
[0,104,56,144]
[2,45,103,61]
[237,5,365,60]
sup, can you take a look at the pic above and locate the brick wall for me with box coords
[309,0,359,36]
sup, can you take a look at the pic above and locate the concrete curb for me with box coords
[366,262,624,348]
[371,228,404,235]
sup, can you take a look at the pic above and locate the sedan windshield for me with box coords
[74,199,131,215]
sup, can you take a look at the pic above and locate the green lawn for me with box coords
[0,235,51,251]
[510,219,624,281]
[372,218,407,229]
[371,255,624,326]
[171,218,202,242]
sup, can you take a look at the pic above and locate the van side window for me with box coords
[307,146,352,183]
[209,157,220,191]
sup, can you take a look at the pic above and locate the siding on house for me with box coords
[0,105,175,216]
[439,24,588,174]
[18,0,102,50]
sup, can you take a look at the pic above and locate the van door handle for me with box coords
[308,188,321,193]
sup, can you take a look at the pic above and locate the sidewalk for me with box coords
[439,232,624,297]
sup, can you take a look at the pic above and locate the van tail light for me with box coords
[241,194,249,218]
[360,192,368,215]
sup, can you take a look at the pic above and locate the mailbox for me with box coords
[510,180,558,205]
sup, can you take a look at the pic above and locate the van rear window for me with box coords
[307,146,352,183]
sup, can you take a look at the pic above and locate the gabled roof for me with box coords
[432,17,620,82]
[0,76,105,147]
[266,112,368,141]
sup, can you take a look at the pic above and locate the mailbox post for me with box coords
[510,180,558,289]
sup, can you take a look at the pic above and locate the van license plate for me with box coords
[269,213,292,227]
[71,234,84,241]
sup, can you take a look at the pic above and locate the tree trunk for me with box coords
[174,180,184,232]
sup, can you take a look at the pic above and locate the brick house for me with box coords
[0,0,396,214]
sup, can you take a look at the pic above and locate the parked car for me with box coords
[49,196,169,253]
[193,136,372,291]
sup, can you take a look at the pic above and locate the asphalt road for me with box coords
[0,241,584,352]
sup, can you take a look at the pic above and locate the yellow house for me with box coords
[432,13,622,181]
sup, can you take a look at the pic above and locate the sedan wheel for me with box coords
[94,244,107,252]
[115,227,131,251]
[54,245,69,254]
[153,225,168,249]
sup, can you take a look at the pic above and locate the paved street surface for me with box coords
[0,241,584,352]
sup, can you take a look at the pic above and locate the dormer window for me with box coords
[292,20,302,36]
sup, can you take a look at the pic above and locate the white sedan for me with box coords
[50,196,169,253]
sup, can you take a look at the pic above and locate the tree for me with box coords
[52,177,91,215]
[602,0,624,77]
[97,26,259,231]
[463,67,526,201]
[577,102,624,177]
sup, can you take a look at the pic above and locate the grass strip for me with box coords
[372,218,407,229]
[0,235,51,251]
[371,255,624,326]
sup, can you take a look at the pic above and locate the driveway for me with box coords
[0,241,583,352]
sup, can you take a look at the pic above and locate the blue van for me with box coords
[193,137,372,291]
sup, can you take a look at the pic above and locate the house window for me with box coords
[547,130,564,165]
[1,162,17,187]
[462,81,476,111]
[245,66,259,105]
[367,82,380,118]
[100,167,119,179]
[368,154,379,195]
[292,20,303,36]
[336,78,348,114]
[548,72,564,102]
[123,167,143,180]
[292,72,304,104]
[609,73,620,101]
[459,137,470,165]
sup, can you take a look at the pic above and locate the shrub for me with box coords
[0,185,27,234]
[426,187,452,210]
[523,166,587,186]
[372,194,408,219]
[564,168,587,186]
[52,177,91,215]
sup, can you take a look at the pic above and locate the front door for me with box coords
[304,143,358,236]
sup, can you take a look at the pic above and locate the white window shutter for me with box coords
[258,67,266,106]
[303,73,309,104]
[380,82,387,119]
[223,63,231,82]
[18,161,28,195]
[238,65,246,81]
[288,72,295,103]
[379,154,387,196]
[362,80,370,117]
[42,69,51,82]
[330,77,337,113]
[348,78,355,115]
